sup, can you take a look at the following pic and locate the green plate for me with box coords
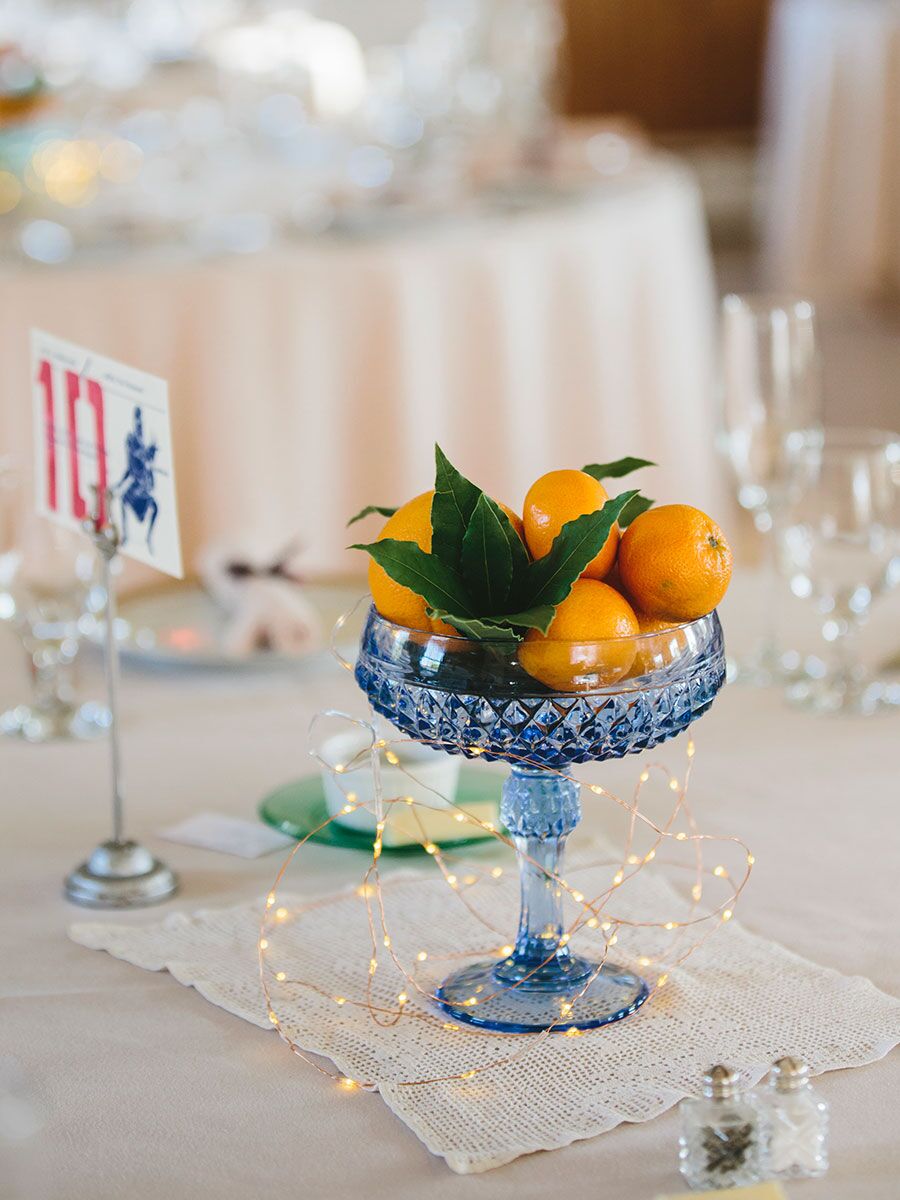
[258,767,503,855]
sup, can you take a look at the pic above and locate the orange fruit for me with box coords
[635,611,683,636]
[518,579,639,692]
[630,610,689,678]
[502,506,525,543]
[523,469,619,580]
[368,491,435,631]
[617,504,733,621]
[368,492,524,634]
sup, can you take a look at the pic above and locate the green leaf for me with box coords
[428,606,554,638]
[498,507,531,601]
[461,493,513,612]
[350,539,473,616]
[618,493,654,528]
[346,504,397,527]
[495,604,557,635]
[522,490,638,609]
[582,457,655,481]
[426,609,520,641]
[431,444,482,567]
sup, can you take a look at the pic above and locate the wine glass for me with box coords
[777,428,900,715]
[0,463,108,742]
[719,293,823,683]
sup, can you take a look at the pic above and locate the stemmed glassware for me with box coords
[355,604,726,1032]
[719,294,823,684]
[777,428,900,715]
[0,463,107,742]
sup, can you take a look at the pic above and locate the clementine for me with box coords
[523,469,618,581]
[617,504,733,621]
[518,579,639,692]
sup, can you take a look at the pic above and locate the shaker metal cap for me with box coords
[702,1064,739,1099]
[772,1056,810,1091]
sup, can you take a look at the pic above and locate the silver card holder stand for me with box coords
[64,489,178,907]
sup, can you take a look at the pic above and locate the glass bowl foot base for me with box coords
[436,959,649,1033]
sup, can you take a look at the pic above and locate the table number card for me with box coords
[31,329,183,578]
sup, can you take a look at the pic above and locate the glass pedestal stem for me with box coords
[434,761,648,1030]
[495,766,590,987]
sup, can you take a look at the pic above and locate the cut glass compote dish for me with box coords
[355,605,726,1033]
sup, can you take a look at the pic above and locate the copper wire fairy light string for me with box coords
[258,726,754,1090]
[258,604,751,1083]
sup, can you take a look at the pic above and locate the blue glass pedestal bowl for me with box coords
[355,606,725,1033]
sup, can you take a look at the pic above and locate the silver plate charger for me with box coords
[100,582,363,671]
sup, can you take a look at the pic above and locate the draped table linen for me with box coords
[763,0,900,299]
[0,154,722,583]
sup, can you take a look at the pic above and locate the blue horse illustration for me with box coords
[115,407,159,553]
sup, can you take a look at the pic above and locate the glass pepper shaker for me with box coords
[679,1064,761,1190]
[758,1056,829,1179]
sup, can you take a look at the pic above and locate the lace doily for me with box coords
[70,858,900,1175]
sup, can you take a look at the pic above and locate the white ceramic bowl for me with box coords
[318,729,462,844]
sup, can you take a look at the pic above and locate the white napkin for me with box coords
[198,540,323,657]
[158,813,295,859]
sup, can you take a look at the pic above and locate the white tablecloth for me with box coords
[0,156,722,582]
[762,0,900,299]
[2,573,899,1198]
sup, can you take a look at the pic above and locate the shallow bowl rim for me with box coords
[362,604,719,649]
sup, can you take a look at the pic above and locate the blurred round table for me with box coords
[0,154,722,580]
[763,0,900,299]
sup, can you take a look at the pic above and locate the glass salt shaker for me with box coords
[679,1064,761,1190]
[758,1056,829,1179]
